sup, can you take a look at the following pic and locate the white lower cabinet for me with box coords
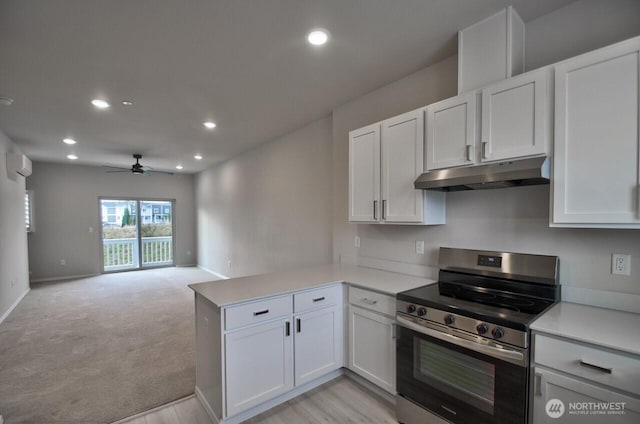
[225,318,293,417]
[531,332,640,424]
[294,306,342,386]
[532,367,640,424]
[197,285,343,422]
[347,288,396,394]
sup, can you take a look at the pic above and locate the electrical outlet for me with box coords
[10,279,15,288]
[611,254,631,276]
[227,259,231,269]
[416,240,425,255]
[354,236,360,248]
[88,226,94,233]
[60,259,66,266]
[187,250,191,256]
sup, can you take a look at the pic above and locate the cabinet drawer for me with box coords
[225,295,292,331]
[534,334,640,396]
[348,286,395,317]
[294,285,340,313]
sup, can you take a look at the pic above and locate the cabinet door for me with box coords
[381,109,425,223]
[348,305,396,393]
[532,367,640,424]
[294,306,342,386]
[425,91,478,170]
[553,38,640,226]
[225,318,293,417]
[481,68,550,162]
[349,123,381,222]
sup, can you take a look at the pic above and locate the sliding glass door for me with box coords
[100,198,175,272]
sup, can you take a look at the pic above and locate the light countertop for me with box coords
[531,302,640,356]
[189,263,435,307]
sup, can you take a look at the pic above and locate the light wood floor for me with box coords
[115,376,397,424]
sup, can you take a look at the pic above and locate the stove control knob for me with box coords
[444,314,455,325]
[492,327,504,339]
[476,323,489,335]
[406,304,416,314]
[417,307,427,317]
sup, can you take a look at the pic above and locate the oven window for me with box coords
[414,337,496,414]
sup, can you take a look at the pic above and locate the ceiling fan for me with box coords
[103,154,174,176]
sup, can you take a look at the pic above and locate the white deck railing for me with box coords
[103,236,173,271]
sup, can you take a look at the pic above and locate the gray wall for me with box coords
[0,130,30,319]
[332,0,640,298]
[196,117,333,277]
[27,162,197,281]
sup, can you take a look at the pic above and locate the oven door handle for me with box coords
[396,316,525,365]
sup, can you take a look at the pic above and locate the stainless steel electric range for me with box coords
[396,247,559,424]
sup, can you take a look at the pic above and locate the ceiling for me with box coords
[0,0,575,174]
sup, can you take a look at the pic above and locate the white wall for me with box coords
[0,130,30,320]
[26,162,197,281]
[331,0,640,303]
[196,117,333,277]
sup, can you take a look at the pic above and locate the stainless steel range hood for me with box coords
[414,156,550,191]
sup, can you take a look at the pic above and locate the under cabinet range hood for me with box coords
[414,156,550,191]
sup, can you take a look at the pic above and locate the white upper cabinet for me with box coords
[426,67,550,171]
[381,109,425,223]
[458,6,525,94]
[552,37,640,227]
[349,109,445,225]
[481,67,552,162]
[349,123,380,222]
[426,91,478,170]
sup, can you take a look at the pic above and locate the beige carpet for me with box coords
[0,267,219,424]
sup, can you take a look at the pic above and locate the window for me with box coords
[25,190,34,232]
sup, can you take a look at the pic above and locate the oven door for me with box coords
[396,314,528,424]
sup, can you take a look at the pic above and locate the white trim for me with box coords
[112,394,196,424]
[196,386,220,423]
[0,288,29,324]
[30,273,98,284]
[561,286,640,314]
[198,265,230,280]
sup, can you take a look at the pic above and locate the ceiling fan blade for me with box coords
[102,165,131,171]
[106,170,130,173]
[144,169,174,176]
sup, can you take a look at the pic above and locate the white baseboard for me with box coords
[112,394,196,424]
[30,273,98,284]
[0,288,30,325]
[197,265,230,280]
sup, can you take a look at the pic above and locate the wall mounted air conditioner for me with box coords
[6,153,32,177]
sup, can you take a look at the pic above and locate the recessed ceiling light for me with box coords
[91,99,110,109]
[0,97,14,106]
[203,121,216,129]
[67,154,78,160]
[176,165,183,170]
[121,100,133,106]
[194,154,203,160]
[307,29,330,46]
[63,138,77,145]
